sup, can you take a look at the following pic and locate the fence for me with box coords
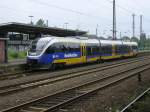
[8,40,31,51]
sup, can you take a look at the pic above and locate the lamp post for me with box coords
[28,16,34,25]
[96,24,99,37]
[64,22,69,30]
[112,0,116,40]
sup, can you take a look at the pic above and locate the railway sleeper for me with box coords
[45,96,74,102]
[32,103,58,107]
[19,109,36,112]
[25,106,47,112]
[76,90,92,94]
[58,109,68,112]
[21,106,47,112]
[53,97,72,101]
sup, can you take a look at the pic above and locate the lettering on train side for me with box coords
[64,53,78,58]
[52,55,59,59]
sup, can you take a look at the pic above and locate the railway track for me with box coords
[0,53,148,81]
[120,87,150,112]
[0,69,49,81]
[0,70,32,80]
[1,56,150,112]
[0,56,150,96]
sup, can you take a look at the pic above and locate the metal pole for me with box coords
[46,20,49,27]
[113,0,116,40]
[5,32,8,63]
[64,22,68,30]
[132,14,135,38]
[120,32,122,39]
[140,15,143,40]
[96,24,98,37]
[138,73,142,82]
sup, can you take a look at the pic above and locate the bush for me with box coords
[8,49,27,60]
[18,51,27,59]
[8,50,18,59]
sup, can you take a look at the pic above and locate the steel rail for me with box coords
[1,61,150,112]
[0,54,147,81]
[120,87,150,112]
[0,56,149,96]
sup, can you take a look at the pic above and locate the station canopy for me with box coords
[0,22,87,37]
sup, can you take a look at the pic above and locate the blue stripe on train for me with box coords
[39,52,81,64]
[28,51,132,65]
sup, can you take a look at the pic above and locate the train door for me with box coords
[81,43,86,63]
[130,45,133,56]
[112,44,116,56]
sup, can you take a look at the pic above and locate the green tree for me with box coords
[140,33,146,41]
[36,19,47,27]
[139,33,147,50]
[122,36,130,41]
[99,36,105,40]
[131,37,139,43]
[107,36,113,40]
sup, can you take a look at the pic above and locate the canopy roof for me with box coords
[0,22,87,37]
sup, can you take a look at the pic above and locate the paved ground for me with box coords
[0,59,26,74]
[0,59,25,67]
[7,59,26,66]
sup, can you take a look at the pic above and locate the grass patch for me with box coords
[8,49,27,60]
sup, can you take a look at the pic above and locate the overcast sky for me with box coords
[0,0,150,38]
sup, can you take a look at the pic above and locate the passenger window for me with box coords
[67,42,80,52]
[101,44,112,54]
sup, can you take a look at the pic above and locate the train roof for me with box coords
[39,36,138,46]
[122,41,138,46]
[100,40,122,45]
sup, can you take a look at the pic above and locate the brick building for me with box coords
[0,32,8,63]
[0,39,6,63]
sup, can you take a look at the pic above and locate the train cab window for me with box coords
[29,38,50,56]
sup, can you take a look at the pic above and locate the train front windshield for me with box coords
[28,38,49,56]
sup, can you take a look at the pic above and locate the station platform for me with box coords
[7,59,26,66]
[0,59,26,74]
[0,59,26,67]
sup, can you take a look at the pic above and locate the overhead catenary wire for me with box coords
[28,0,135,34]
[0,0,150,36]
[105,0,150,24]
[29,0,112,22]
[0,0,116,34]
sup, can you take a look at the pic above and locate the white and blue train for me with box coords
[27,36,138,69]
